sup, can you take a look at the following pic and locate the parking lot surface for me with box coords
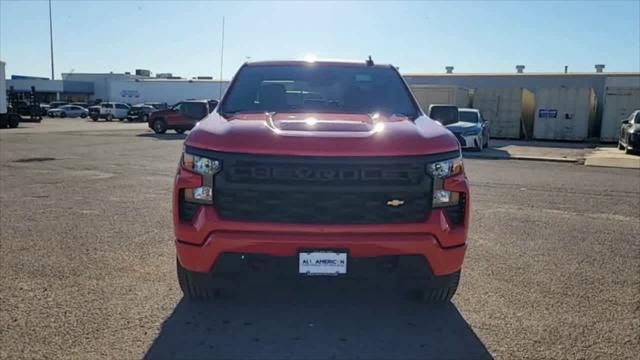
[1,118,639,359]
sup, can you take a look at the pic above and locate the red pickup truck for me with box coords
[173,60,470,302]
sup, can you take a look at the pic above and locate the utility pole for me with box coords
[218,16,225,99]
[48,0,55,80]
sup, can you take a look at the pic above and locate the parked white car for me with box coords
[92,102,130,121]
[47,105,88,118]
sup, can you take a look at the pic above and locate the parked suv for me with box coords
[90,102,130,121]
[148,99,217,134]
[127,104,156,122]
[173,60,470,302]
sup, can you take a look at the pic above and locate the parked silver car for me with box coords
[48,105,88,118]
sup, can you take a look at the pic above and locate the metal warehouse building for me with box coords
[402,67,640,138]
[6,76,93,103]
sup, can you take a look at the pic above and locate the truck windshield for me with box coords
[220,64,418,118]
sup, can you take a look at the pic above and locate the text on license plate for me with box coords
[299,252,347,275]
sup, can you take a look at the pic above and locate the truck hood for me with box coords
[185,112,460,157]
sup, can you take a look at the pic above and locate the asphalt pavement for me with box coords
[1,118,639,359]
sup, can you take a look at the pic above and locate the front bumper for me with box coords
[173,166,470,277]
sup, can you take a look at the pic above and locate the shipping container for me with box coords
[533,88,597,141]
[409,85,470,112]
[600,76,640,142]
[472,88,535,139]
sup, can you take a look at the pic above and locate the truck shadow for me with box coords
[145,277,491,360]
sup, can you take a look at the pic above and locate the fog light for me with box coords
[433,190,460,207]
[184,186,213,203]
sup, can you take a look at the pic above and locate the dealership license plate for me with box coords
[299,252,347,275]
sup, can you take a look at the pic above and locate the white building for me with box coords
[108,78,229,105]
[60,72,229,104]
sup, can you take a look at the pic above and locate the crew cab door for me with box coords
[101,103,113,116]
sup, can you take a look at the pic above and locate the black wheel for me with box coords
[175,129,186,134]
[8,114,20,128]
[60,112,66,118]
[106,114,114,122]
[152,119,167,134]
[80,113,87,119]
[177,259,222,301]
[91,116,98,122]
[625,146,634,155]
[413,270,461,303]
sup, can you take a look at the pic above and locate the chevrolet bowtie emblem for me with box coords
[386,199,405,207]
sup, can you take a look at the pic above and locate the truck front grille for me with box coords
[179,148,461,225]
[215,188,430,224]
[184,147,459,225]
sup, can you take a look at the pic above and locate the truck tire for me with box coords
[91,115,99,121]
[152,119,167,134]
[106,114,114,122]
[414,270,461,303]
[8,114,20,128]
[177,259,221,300]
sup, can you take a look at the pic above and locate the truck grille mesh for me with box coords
[202,151,440,225]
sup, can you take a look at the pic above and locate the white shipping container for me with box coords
[409,85,470,112]
[0,61,7,114]
[533,88,597,141]
[108,79,230,105]
[472,88,535,139]
[600,76,640,142]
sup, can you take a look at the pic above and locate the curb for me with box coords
[463,153,579,163]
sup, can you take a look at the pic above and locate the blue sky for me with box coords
[1,0,639,79]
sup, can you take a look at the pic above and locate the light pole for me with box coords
[48,0,55,80]
[218,16,225,99]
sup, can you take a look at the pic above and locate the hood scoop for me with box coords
[266,113,383,137]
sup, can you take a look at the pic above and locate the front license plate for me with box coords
[299,252,347,275]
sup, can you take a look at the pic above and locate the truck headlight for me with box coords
[428,156,464,207]
[181,153,221,175]
[427,157,463,179]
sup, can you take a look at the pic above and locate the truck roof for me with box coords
[245,59,393,69]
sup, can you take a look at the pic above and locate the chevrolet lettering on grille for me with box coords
[229,164,422,183]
